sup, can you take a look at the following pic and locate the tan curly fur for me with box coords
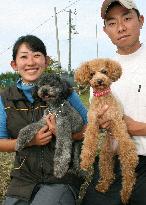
[75,58,138,204]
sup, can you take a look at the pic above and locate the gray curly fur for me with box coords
[16,73,84,178]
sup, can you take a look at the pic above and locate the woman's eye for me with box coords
[20,55,27,59]
[34,54,41,57]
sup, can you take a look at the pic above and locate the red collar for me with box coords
[93,88,111,97]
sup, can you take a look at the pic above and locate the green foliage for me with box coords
[46,60,76,87]
[45,59,62,74]
[80,89,89,108]
[0,72,19,88]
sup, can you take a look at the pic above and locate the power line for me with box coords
[0,0,81,57]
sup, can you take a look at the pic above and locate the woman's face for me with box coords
[11,43,47,83]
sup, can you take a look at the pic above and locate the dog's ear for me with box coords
[34,73,46,86]
[61,79,73,99]
[74,62,91,85]
[107,59,122,82]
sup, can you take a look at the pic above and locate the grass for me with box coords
[0,152,15,203]
[80,90,90,108]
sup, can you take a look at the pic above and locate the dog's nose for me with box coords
[42,88,48,95]
[97,79,103,85]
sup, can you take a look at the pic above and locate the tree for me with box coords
[0,72,19,88]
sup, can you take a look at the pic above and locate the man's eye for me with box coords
[107,21,116,26]
[125,17,131,21]
[109,22,116,26]
[101,69,108,75]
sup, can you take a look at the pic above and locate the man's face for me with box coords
[103,5,144,54]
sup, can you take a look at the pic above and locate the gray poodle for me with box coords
[16,73,84,178]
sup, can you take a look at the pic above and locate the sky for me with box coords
[0,0,146,74]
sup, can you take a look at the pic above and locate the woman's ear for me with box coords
[10,60,18,71]
[45,56,51,67]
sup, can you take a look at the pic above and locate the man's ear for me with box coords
[10,60,18,71]
[139,15,144,29]
[103,26,107,35]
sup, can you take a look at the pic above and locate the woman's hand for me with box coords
[45,114,56,136]
[28,114,56,147]
[29,125,53,146]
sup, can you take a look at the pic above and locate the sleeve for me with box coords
[0,96,9,138]
[67,91,88,124]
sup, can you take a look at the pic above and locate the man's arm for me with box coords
[124,115,146,136]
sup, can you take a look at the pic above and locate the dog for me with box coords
[75,58,138,204]
[16,73,84,178]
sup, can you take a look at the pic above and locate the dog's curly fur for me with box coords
[75,58,138,204]
[16,73,83,178]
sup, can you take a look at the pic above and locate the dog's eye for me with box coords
[90,72,95,77]
[100,69,108,75]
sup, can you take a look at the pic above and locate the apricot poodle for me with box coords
[75,58,138,204]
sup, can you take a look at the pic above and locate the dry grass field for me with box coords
[0,152,15,203]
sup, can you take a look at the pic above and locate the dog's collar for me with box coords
[93,88,111,97]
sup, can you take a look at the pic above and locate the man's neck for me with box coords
[117,41,141,55]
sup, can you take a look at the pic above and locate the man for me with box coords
[82,0,146,204]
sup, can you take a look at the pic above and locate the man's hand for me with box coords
[98,105,111,130]
[124,115,146,136]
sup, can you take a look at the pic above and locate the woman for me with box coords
[0,35,87,205]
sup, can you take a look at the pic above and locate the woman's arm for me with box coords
[0,139,16,152]
[67,91,88,140]
[0,96,54,151]
[0,97,16,152]
[67,91,88,124]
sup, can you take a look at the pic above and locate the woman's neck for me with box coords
[21,79,35,86]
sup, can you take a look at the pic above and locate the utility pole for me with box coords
[68,9,72,74]
[96,23,98,58]
[54,7,61,68]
